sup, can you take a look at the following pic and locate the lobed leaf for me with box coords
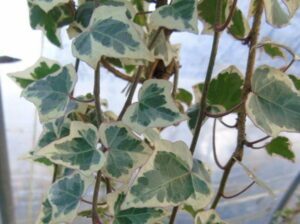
[123,139,212,208]
[99,122,152,182]
[36,121,105,174]
[263,43,285,58]
[246,65,300,136]
[176,88,193,106]
[22,65,77,123]
[72,5,153,68]
[150,0,198,33]
[122,80,188,134]
[266,136,295,161]
[28,0,70,13]
[195,209,227,224]
[8,57,61,88]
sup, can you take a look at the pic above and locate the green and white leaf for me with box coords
[72,6,153,68]
[263,42,285,58]
[107,191,165,224]
[36,121,105,174]
[150,0,198,33]
[99,122,152,182]
[263,0,300,27]
[28,2,74,46]
[228,7,250,39]
[150,30,178,66]
[176,88,193,106]
[246,65,300,136]
[234,158,275,197]
[8,57,61,88]
[123,139,212,208]
[288,74,300,90]
[47,173,93,223]
[266,136,295,161]
[29,0,70,12]
[197,0,229,34]
[22,65,77,123]
[195,209,227,224]
[122,80,188,134]
[35,199,53,224]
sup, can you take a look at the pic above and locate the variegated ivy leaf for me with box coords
[72,6,153,68]
[8,57,61,88]
[150,0,198,33]
[228,7,250,40]
[246,66,300,137]
[234,158,275,197]
[28,0,70,13]
[123,139,212,208]
[263,0,300,27]
[47,173,93,223]
[176,88,193,106]
[22,65,77,123]
[289,74,300,90]
[123,80,188,134]
[36,121,105,174]
[28,2,74,46]
[150,30,178,66]
[195,209,227,224]
[266,136,295,162]
[197,0,229,34]
[35,199,53,224]
[263,42,285,58]
[107,192,165,224]
[99,122,152,182]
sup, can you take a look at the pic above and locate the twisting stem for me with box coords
[206,101,243,118]
[69,95,95,103]
[75,58,80,72]
[215,0,238,31]
[219,118,237,128]
[169,206,179,224]
[189,0,222,155]
[92,171,103,224]
[222,181,255,199]
[172,61,179,98]
[210,0,264,209]
[52,164,58,183]
[212,119,225,170]
[245,135,270,146]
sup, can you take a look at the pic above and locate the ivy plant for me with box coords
[9,0,300,223]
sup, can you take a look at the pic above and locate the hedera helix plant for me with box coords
[8,0,300,223]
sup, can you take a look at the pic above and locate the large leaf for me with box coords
[36,121,105,174]
[28,2,74,46]
[122,80,188,134]
[99,122,152,181]
[197,0,229,34]
[263,0,300,27]
[150,0,198,33]
[107,192,165,224]
[246,65,300,137]
[266,136,295,161]
[22,65,77,123]
[47,173,93,223]
[28,0,70,12]
[8,57,61,88]
[195,209,227,224]
[72,5,153,68]
[123,139,212,208]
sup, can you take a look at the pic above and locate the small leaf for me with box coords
[197,0,229,34]
[72,6,153,68]
[263,43,285,58]
[266,136,295,161]
[288,74,300,90]
[150,0,198,33]
[234,158,275,197]
[28,0,70,12]
[228,8,250,39]
[195,209,227,224]
[28,2,74,46]
[22,65,77,123]
[263,0,299,27]
[36,121,105,174]
[123,139,212,208]
[176,88,193,106]
[47,173,93,223]
[246,65,300,136]
[8,57,61,88]
[36,199,53,224]
[107,192,165,224]
[99,122,152,182]
[122,80,188,134]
